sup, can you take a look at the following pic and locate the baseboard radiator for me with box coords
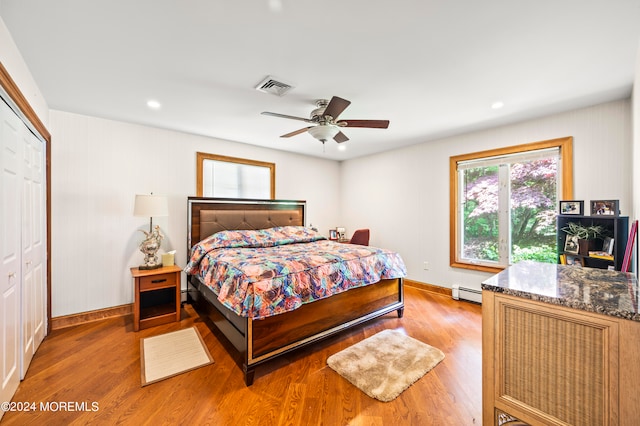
[451,284,482,304]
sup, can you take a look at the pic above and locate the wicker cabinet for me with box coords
[483,291,640,425]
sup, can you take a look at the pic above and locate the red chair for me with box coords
[349,229,370,246]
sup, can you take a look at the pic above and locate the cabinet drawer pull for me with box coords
[151,278,167,284]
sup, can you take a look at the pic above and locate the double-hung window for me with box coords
[450,137,573,273]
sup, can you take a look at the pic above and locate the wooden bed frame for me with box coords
[186,197,404,385]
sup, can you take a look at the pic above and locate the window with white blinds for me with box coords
[196,153,275,199]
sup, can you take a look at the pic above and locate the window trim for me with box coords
[449,136,573,273]
[196,152,276,199]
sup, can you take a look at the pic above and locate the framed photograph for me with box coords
[564,235,579,254]
[565,255,584,267]
[329,229,338,240]
[590,199,618,216]
[602,237,614,255]
[559,200,584,215]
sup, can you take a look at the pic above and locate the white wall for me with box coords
[633,41,640,220]
[631,41,639,275]
[340,99,633,290]
[0,17,48,127]
[49,111,341,317]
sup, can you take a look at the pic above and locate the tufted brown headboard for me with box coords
[187,197,306,249]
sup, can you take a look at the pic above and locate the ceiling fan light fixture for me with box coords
[263,95,388,143]
[308,125,340,142]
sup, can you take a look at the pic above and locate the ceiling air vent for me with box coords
[255,76,294,96]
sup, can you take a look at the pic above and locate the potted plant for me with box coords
[561,222,604,255]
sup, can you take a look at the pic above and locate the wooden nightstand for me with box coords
[131,265,182,331]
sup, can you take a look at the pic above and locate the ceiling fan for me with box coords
[261,96,389,144]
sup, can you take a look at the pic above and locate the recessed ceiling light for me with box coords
[491,101,504,110]
[337,145,346,151]
[268,0,283,12]
[147,100,162,110]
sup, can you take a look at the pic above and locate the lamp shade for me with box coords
[134,194,169,217]
[308,125,340,142]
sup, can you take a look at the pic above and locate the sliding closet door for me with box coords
[21,127,46,377]
[0,100,21,407]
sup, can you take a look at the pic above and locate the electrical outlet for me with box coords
[423,261,429,270]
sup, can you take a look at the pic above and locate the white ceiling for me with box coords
[1,0,639,161]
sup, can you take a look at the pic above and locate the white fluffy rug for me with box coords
[327,329,445,402]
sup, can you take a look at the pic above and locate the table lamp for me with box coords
[134,194,168,269]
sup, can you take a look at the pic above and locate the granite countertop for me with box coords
[482,261,640,322]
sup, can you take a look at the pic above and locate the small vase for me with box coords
[578,239,597,256]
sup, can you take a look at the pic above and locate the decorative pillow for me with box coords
[201,226,325,249]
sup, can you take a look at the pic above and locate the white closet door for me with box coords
[0,100,21,408]
[21,126,45,377]
[21,127,34,376]
[29,132,45,356]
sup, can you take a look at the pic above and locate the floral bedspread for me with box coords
[184,226,407,319]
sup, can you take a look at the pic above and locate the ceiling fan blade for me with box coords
[262,111,314,123]
[280,127,313,138]
[322,96,351,120]
[339,119,390,129]
[333,131,349,143]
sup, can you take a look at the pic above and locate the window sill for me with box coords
[450,261,505,274]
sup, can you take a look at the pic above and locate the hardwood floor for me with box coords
[1,287,482,425]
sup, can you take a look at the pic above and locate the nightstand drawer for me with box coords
[139,273,177,291]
